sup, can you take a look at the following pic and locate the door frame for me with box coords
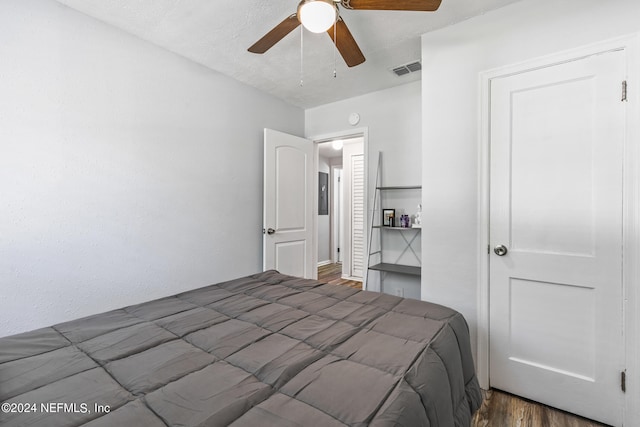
[309,127,369,287]
[330,164,342,264]
[476,35,640,425]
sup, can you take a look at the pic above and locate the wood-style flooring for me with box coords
[472,389,609,427]
[317,263,362,290]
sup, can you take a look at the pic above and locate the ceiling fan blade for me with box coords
[340,0,441,11]
[248,14,301,54]
[327,18,365,67]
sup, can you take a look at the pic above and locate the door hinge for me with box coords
[621,370,626,393]
[622,80,627,102]
[487,245,490,254]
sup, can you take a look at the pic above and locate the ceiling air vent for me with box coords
[391,60,422,77]
[406,61,422,72]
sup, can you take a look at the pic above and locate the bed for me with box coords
[0,270,482,426]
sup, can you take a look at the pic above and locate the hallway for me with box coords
[317,263,362,290]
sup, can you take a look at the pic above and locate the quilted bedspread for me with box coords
[0,270,481,426]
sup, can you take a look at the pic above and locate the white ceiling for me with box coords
[55,0,523,109]
[318,140,342,159]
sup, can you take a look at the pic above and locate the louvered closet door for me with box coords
[342,139,365,280]
[350,154,364,278]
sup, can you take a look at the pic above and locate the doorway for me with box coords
[316,136,365,284]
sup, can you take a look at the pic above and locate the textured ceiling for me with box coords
[55,0,523,108]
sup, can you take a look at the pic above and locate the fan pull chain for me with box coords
[333,19,337,78]
[300,27,304,87]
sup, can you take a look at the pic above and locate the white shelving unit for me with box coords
[366,153,422,294]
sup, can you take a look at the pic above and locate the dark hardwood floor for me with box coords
[317,263,362,289]
[472,390,609,427]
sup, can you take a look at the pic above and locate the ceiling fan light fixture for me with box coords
[297,0,338,34]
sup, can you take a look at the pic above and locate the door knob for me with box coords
[266,228,276,235]
[494,245,508,256]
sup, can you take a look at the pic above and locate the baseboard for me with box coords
[317,260,332,267]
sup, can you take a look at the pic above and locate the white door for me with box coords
[489,50,626,425]
[342,138,365,279]
[263,128,314,278]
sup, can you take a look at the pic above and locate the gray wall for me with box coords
[0,0,304,337]
[318,155,331,264]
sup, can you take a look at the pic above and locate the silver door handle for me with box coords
[266,228,276,235]
[494,245,508,256]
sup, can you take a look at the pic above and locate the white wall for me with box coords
[421,0,640,385]
[306,81,421,188]
[306,82,422,296]
[0,0,303,337]
[317,155,331,264]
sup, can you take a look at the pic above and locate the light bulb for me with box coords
[298,0,337,34]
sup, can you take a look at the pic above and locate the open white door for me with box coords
[489,50,625,425]
[263,128,314,278]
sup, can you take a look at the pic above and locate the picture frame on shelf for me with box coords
[382,209,395,227]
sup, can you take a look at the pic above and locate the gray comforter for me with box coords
[0,270,481,426]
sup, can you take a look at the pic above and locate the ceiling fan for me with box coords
[248,0,442,68]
